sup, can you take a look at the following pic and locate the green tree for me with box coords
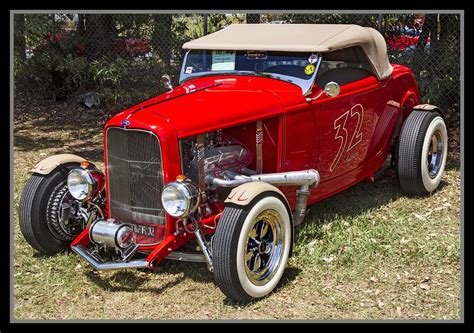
[83,14,117,59]
[246,14,261,23]
[14,14,26,60]
[152,14,173,67]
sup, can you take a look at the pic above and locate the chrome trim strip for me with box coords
[165,251,207,263]
[304,53,323,96]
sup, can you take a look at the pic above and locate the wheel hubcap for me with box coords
[427,130,444,179]
[244,209,285,286]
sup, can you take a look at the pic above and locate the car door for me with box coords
[312,47,382,182]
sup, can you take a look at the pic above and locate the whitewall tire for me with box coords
[397,110,448,195]
[212,193,292,302]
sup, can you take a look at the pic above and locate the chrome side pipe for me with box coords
[206,169,320,188]
[71,244,149,270]
[206,169,320,226]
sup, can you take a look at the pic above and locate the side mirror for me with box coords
[161,74,173,91]
[324,81,340,97]
[306,81,341,103]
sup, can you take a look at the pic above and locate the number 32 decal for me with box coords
[329,104,364,172]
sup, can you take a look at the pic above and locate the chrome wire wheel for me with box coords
[427,130,444,179]
[244,209,285,286]
[47,183,85,241]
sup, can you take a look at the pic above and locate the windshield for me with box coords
[179,50,321,94]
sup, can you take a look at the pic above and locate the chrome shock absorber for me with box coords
[184,217,214,272]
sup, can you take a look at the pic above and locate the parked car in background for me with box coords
[385,15,431,53]
[386,34,431,52]
[19,24,447,302]
[111,37,151,58]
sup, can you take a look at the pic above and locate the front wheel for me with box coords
[19,164,85,255]
[212,193,292,302]
[397,110,448,195]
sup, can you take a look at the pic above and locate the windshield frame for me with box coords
[179,49,322,95]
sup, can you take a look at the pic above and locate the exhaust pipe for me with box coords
[206,169,320,226]
[206,169,319,188]
[293,184,310,226]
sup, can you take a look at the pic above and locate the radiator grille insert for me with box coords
[106,127,165,245]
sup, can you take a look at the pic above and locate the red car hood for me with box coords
[114,75,306,138]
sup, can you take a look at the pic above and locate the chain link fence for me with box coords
[13,13,460,129]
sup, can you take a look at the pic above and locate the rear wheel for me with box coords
[19,164,85,255]
[397,110,448,195]
[212,194,292,302]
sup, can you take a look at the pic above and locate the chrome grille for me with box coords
[106,127,165,245]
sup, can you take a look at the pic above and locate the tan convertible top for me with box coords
[183,24,393,79]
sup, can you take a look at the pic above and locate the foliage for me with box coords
[23,14,54,49]
[387,14,460,124]
[15,47,166,107]
[14,13,460,130]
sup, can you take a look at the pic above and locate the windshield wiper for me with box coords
[181,70,271,82]
[253,71,277,78]
[223,70,275,78]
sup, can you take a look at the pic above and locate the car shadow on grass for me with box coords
[221,266,302,306]
[298,167,451,245]
[84,269,186,294]
[153,257,302,306]
[83,258,302,305]
[155,259,214,283]
[84,258,212,296]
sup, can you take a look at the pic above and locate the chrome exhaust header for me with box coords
[71,244,149,270]
[205,169,319,188]
[72,219,143,270]
[206,169,320,226]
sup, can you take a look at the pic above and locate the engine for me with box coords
[180,130,253,185]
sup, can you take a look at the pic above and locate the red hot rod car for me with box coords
[19,24,448,302]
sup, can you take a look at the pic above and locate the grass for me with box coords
[12,101,461,320]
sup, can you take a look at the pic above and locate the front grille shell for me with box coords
[105,127,166,246]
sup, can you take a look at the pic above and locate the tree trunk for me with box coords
[152,14,173,67]
[14,14,26,60]
[77,14,85,35]
[84,14,117,60]
[413,14,437,74]
[246,14,261,24]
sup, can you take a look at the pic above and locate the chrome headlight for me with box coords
[161,179,200,218]
[67,168,97,201]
